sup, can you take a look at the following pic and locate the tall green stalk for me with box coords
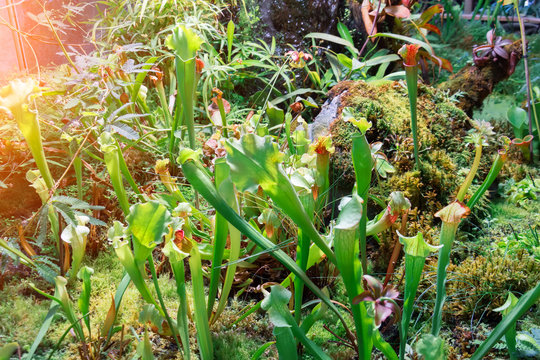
[467,148,507,210]
[494,292,519,360]
[511,0,539,159]
[334,194,373,358]
[189,244,214,360]
[351,133,372,275]
[431,202,470,336]
[1,80,63,259]
[207,159,230,317]
[98,132,131,215]
[397,232,440,360]
[294,193,314,324]
[399,45,421,168]
[179,155,352,333]
[166,25,203,152]
[457,143,482,202]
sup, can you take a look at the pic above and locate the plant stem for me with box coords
[170,258,190,359]
[352,133,372,274]
[467,149,507,210]
[147,256,183,352]
[400,254,427,359]
[384,212,408,287]
[514,1,536,160]
[294,194,314,324]
[404,64,420,168]
[457,143,482,202]
[207,159,229,318]
[432,221,459,336]
[189,245,214,360]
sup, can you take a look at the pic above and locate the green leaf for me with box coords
[399,231,440,258]
[471,282,540,360]
[136,328,155,360]
[343,107,372,135]
[492,291,520,359]
[305,32,358,56]
[227,20,235,63]
[112,237,157,306]
[337,22,357,57]
[189,245,214,359]
[334,194,369,350]
[251,342,276,360]
[27,302,59,359]
[266,102,285,128]
[399,231,438,360]
[98,132,130,215]
[270,88,323,106]
[224,134,335,263]
[494,292,519,316]
[207,159,230,318]
[356,54,401,70]
[127,202,172,263]
[166,25,203,61]
[180,159,349,332]
[131,57,158,105]
[507,106,529,138]
[224,134,283,194]
[262,285,331,360]
[139,304,168,335]
[77,266,94,332]
[335,194,363,230]
[337,53,353,69]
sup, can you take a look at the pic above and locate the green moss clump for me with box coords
[430,250,539,318]
[0,279,53,352]
[326,80,502,221]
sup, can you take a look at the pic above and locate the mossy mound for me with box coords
[326,80,496,223]
[430,250,538,319]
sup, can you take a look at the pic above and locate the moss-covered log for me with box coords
[439,40,524,116]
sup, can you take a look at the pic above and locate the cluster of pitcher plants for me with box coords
[1,4,539,359]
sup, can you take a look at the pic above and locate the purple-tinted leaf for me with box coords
[497,39,513,47]
[494,46,509,59]
[363,275,384,298]
[383,285,400,300]
[486,29,495,45]
[353,291,376,304]
[374,303,394,327]
[385,5,411,18]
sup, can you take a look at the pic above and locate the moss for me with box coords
[422,250,539,319]
[476,198,540,248]
[0,278,54,351]
[326,80,521,230]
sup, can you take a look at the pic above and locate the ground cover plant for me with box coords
[0,0,539,359]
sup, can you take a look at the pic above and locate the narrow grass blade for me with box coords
[471,282,540,360]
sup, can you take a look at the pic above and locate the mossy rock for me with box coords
[325,80,494,221]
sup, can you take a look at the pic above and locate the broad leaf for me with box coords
[127,202,172,263]
[224,134,335,263]
[262,286,331,360]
